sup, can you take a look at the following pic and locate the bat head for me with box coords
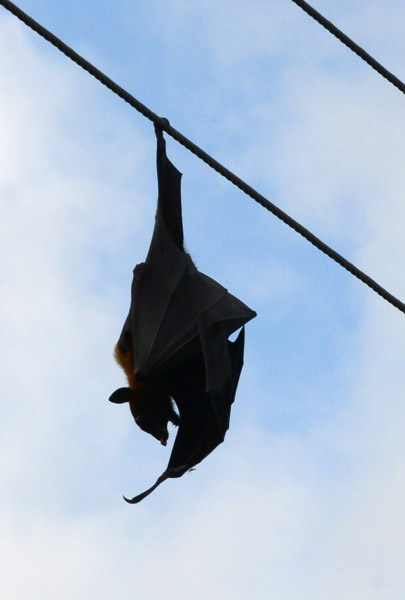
[109,387,180,446]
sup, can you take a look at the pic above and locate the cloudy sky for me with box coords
[1,1,404,598]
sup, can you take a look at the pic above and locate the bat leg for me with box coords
[123,472,170,504]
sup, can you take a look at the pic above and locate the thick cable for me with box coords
[1,0,405,314]
[290,0,405,96]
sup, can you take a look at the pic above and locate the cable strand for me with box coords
[1,0,405,314]
[290,0,405,96]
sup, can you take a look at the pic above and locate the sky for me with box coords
[0,0,405,598]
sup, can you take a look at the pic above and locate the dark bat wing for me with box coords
[124,326,246,504]
[168,322,246,470]
[117,127,255,376]
[118,126,256,503]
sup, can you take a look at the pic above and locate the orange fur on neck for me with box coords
[114,343,151,392]
[114,344,177,436]
[114,343,156,418]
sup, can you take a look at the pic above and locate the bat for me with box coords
[109,125,256,503]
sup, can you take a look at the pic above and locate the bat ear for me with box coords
[109,387,134,404]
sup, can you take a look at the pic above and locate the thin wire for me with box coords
[1,0,405,315]
[290,0,405,96]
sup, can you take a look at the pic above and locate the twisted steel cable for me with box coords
[1,0,404,314]
[290,0,405,96]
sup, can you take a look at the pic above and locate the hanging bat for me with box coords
[109,125,256,503]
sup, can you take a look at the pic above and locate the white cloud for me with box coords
[0,17,152,517]
[1,4,405,599]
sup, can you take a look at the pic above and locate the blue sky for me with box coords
[1,1,405,598]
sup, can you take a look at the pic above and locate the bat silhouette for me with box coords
[109,126,256,503]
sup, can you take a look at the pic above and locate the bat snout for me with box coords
[155,427,169,446]
[135,413,170,446]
